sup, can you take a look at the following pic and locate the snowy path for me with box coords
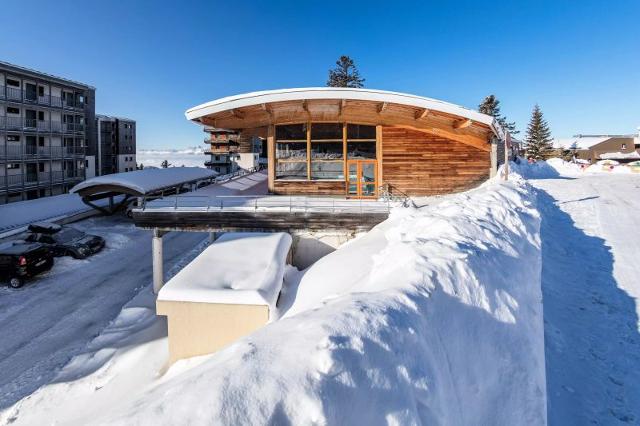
[531,174,640,424]
[0,216,207,409]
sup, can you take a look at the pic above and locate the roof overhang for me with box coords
[185,88,503,152]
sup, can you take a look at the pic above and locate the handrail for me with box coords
[378,183,415,208]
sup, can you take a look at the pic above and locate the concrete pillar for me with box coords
[490,138,498,178]
[152,228,164,294]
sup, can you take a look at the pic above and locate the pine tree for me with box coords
[161,160,171,168]
[478,95,519,134]
[327,56,365,88]
[524,104,554,160]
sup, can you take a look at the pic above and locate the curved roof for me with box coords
[185,87,496,128]
[71,167,217,197]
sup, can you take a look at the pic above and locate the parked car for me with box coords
[0,242,54,288]
[25,223,105,259]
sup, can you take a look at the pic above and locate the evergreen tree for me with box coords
[327,56,365,88]
[478,95,519,134]
[161,160,171,168]
[524,104,554,160]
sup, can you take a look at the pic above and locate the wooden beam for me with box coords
[306,122,311,180]
[376,125,383,186]
[415,108,430,120]
[377,102,388,114]
[338,99,347,117]
[230,109,244,119]
[261,103,273,121]
[267,125,275,193]
[453,119,473,130]
[301,100,311,120]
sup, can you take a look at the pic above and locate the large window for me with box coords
[276,124,307,179]
[347,124,376,159]
[274,123,377,181]
[311,123,343,180]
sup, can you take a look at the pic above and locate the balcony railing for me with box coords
[0,117,67,133]
[0,145,85,159]
[0,86,78,108]
[0,170,85,189]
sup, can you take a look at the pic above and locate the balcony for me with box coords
[0,145,85,160]
[63,123,85,133]
[0,86,4,100]
[0,117,66,133]
[206,146,239,154]
[6,86,22,101]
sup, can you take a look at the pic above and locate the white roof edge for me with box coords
[185,87,498,130]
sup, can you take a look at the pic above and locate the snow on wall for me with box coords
[103,173,546,424]
[158,232,292,311]
[70,167,216,195]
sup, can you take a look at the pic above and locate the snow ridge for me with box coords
[104,173,546,425]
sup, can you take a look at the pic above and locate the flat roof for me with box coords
[0,60,95,90]
[186,87,497,128]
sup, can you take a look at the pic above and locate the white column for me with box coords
[152,228,164,294]
[490,138,498,178]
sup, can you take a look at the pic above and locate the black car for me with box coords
[0,242,54,288]
[25,224,105,259]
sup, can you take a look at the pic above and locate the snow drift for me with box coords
[2,171,546,425]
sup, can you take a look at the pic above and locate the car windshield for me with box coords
[54,228,85,243]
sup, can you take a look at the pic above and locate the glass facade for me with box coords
[274,123,377,181]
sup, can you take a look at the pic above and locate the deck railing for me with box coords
[141,194,391,214]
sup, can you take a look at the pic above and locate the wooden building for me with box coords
[186,88,504,198]
[553,134,640,163]
[203,127,240,174]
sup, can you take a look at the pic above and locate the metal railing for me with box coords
[141,194,391,214]
[0,86,77,108]
[0,169,85,190]
[0,145,85,159]
[0,117,66,133]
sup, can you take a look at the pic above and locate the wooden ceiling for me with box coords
[197,99,494,152]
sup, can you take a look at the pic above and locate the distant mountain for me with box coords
[136,146,206,168]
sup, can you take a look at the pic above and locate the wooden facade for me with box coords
[186,89,500,198]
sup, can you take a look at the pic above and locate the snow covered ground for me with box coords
[136,146,206,168]
[1,171,547,425]
[0,216,208,411]
[519,165,640,424]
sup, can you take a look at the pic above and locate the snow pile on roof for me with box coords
[70,167,216,195]
[1,172,546,425]
[599,151,640,160]
[158,232,292,311]
[186,87,497,128]
[0,193,101,235]
[553,136,610,150]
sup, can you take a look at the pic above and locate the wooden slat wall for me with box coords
[273,180,345,195]
[382,126,490,195]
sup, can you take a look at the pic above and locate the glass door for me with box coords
[346,160,377,198]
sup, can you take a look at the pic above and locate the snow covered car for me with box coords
[0,242,54,288]
[25,224,105,259]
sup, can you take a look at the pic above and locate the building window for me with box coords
[7,135,20,142]
[8,163,20,170]
[275,124,308,179]
[39,163,45,172]
[6,79,19,87]
[274,123,377,181]
[311,123,343,180]
[38,111,45,121]
[85,160,89,167]
[7,107,19,114]
[621,143,627,150]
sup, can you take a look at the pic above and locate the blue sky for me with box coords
[1,0,638,149]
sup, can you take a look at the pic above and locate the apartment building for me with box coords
[89,115,136,177]
[0,61,96,203]
[203,127,240,174]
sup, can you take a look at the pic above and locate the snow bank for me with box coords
[115,173,544,424]
[514,157,635,178]
[3,172,546,425]
[158,232,292,311]
[70,167,216,195]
